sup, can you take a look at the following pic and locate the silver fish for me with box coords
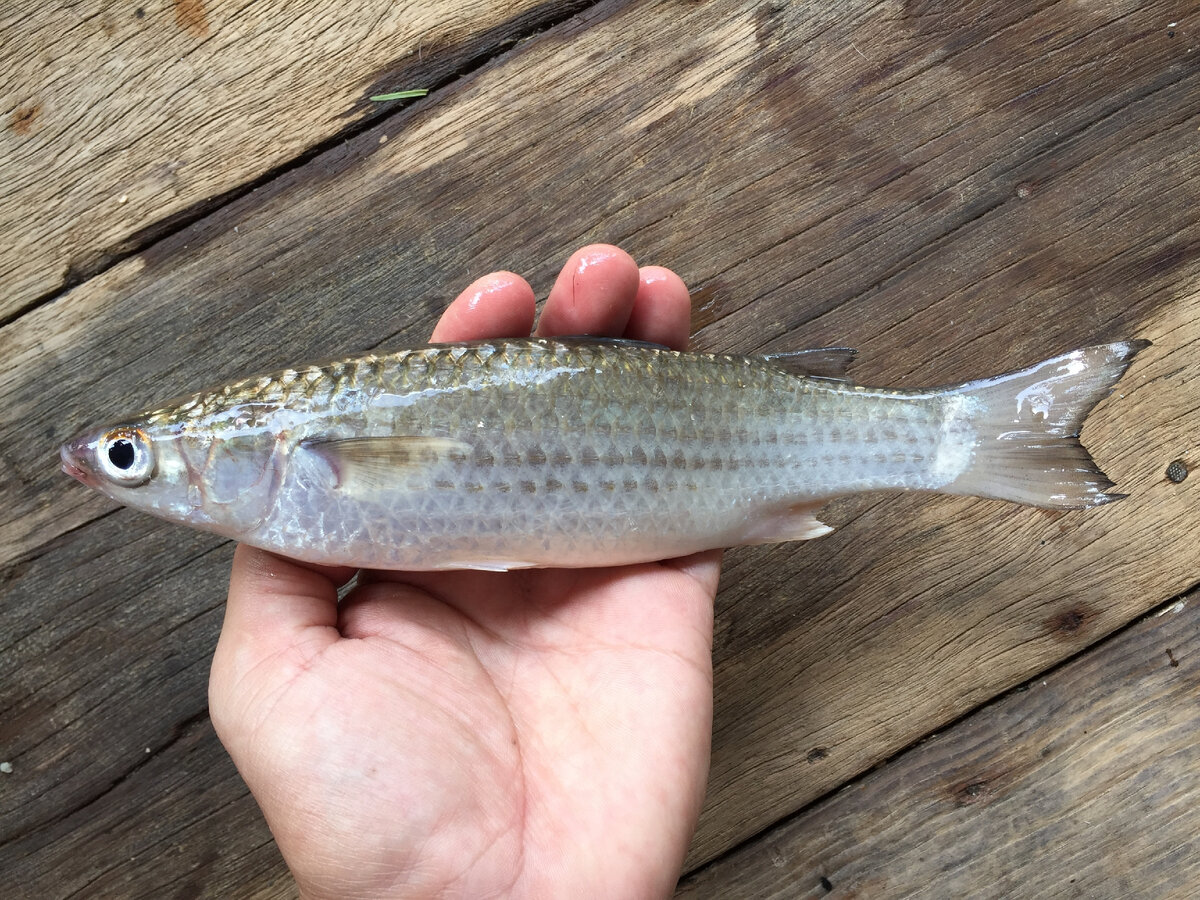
[59,337,1147,571]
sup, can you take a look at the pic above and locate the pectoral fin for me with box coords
[301,436,471,492]
[735,501,834,545]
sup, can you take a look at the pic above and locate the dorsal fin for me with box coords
[552,335,672,351]
[763,347,858,381]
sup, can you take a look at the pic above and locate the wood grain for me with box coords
[691,292,1199,866]
[1,0,1198,894]
[0,0,588,319]
[677,590,1200,899]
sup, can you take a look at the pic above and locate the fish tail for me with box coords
[944,340,1149,508]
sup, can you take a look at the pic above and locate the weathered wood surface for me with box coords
[0,0,589,320]
[2,0,1198,896]
[677,589,1200,899]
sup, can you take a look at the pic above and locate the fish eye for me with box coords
[98,429,155,486]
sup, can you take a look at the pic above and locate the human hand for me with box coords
[209,246,720,899]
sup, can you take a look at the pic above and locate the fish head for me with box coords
[61,420,200,524]
[60,411,282,537]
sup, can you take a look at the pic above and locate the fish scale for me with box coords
[61,337,1147,571]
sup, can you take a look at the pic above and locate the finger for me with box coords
[661,548,723,599]
[336,579,470,645]
[624,266,693,351]
[430,271,536,343]
[219,544,350,659]
[536,244,640,337]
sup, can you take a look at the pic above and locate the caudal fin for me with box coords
[946,340,1149,508]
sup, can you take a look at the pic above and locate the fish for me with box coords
[59,337,1148,571]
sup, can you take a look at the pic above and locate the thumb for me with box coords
[211,544,353,696]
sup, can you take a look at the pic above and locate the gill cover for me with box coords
[199,433,279,532]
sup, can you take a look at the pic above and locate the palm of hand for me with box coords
[209,247,719,899]
[214,559,715,898]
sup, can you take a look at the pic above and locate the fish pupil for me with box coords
[108,439,136,470]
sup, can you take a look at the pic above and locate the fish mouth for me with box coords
[59,438,95,485]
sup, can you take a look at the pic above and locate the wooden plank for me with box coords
[0,513,239,894]
[1,0,1198,894]
[692,289,1200,865]
[0,0,589,319]
[676,589,1200,899]
[2,515,291,898]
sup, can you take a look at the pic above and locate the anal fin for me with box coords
[734,501,834,546]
